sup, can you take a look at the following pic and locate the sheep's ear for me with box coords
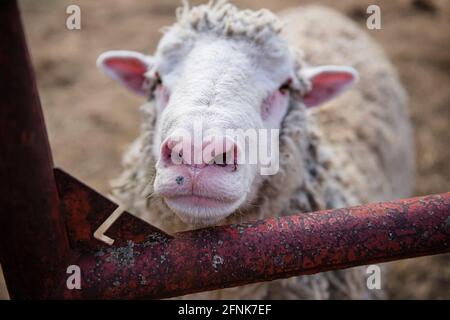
[96,50,153,96]
[300,66,358,108]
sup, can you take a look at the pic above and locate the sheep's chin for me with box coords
[163,195,244,226]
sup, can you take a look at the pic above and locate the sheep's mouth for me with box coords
[163,195,243,226]
[167,194,230,206]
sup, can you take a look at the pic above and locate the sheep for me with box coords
[96,1,414,299]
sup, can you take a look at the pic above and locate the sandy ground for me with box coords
[2,0,448,299]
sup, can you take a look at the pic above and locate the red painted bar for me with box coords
[0,0,71,299]
[54,188,449,299]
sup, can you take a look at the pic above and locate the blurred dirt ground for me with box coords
[2,0,448,299]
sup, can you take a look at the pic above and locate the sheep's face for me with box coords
[152,37,299,226]
[97,3,357,226]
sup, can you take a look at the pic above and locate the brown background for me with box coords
[4,0,448,299]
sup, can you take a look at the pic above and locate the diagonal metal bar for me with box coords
[52,188,450,299]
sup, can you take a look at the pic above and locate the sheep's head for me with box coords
[97,1,358,226]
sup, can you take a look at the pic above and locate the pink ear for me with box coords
[97,51,152,96]
[301,66,358,108]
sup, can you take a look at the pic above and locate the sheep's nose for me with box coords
[159,136,238,169]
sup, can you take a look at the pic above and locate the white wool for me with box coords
[174,0,283,44]
[151,0,310,99]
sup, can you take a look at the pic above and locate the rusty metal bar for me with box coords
[0,0,71,299]
[53,187,450,299]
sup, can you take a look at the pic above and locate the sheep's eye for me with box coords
[278,79,292,94]
[155,72,162,85]
[149,72,164,101]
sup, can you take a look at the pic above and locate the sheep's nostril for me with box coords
[215,163,227,167]
[213,152,228,167]
[161,135,239,169]
[160,138,183,166]
[211,149,238,170]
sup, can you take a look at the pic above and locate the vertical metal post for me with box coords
[0,0,71,299]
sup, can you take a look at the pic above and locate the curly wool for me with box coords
[174,0,283,43]
[155,0,309,91]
